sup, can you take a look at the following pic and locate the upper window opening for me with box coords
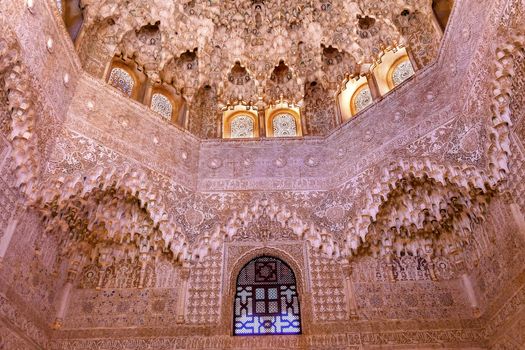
[222,104,259,139]
[231,115,255,138]
[272,114,297,137]
[57,0,84,42]
[432,0,454,31]
[233,256,301,336]
[151,93,173,120]
[337,75,374,121]
[264,103,302,138]
[391,59,415,87]
[108,67,135,96]
[352,84,373,114]
[370,45,416,95]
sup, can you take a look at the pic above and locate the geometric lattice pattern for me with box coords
[234,256,301,335]
[108,68,134,96]
[187,254,222,324]
[354,87,373,114]
[310,249,347,321]
[151,93,173,119]
[392,60,415,87]
[231,115,254,138]
[272,114,297,137]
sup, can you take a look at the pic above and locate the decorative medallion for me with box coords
[208,158,223,169]
[274,157,287,168]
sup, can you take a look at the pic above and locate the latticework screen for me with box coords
[233,256,301,335]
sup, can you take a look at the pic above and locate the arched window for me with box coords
[351,84,373,114]
[390,58,415,87]
[222,105,259,139]
[231,115,255,138]
[151,93,173,120]
[371,46,416,95]
[108,67,135,96]
[233,256,301,336]
[272,114,297,137]
[337,75,374,121]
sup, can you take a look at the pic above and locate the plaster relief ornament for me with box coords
[394,109,406,121]
[230,115,254,138]
[2,4,525,350]
[336,147,346,159]
[208,158,222,169]
[354,87,373,113]
[305,156,319,167]
[151,93,173,119]
[242,157,253,167]
[108,68,134,96]
[74,0,445,138]
[274,156,287,168]
[273,113,297,137]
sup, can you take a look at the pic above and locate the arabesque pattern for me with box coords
[0,1,524,349]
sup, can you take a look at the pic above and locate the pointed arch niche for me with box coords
[56,0,84,42]
[222,246,312,337]
[432,0,454,31]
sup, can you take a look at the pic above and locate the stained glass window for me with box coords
[151,93,173,119]
[353,86,373,114]
[272,114,297,137]
[392,59,415,87]
[234,256,301,336]
[231,115,255,138]
[108,68,134,96]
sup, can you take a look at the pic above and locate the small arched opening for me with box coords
[233,256,301,336]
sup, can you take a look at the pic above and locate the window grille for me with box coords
[231,115,255,138]
[353,86,373,113]
[151,93,173,119]
[272,114,297,137]
[233,256,301,335]
[108,68,134,96]
[392,59,415,86]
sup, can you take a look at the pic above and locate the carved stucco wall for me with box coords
[475,201,525,350]
[0,0,80,346]
[0,0,524,349]
[55,237,487,349]
[0,91,54,350]
[65,259,180,328]
[482,15,525,346]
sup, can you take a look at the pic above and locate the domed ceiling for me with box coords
[75,0,443,137]
[1,0,525,346]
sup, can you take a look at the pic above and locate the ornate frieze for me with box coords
[0,1,524,349]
